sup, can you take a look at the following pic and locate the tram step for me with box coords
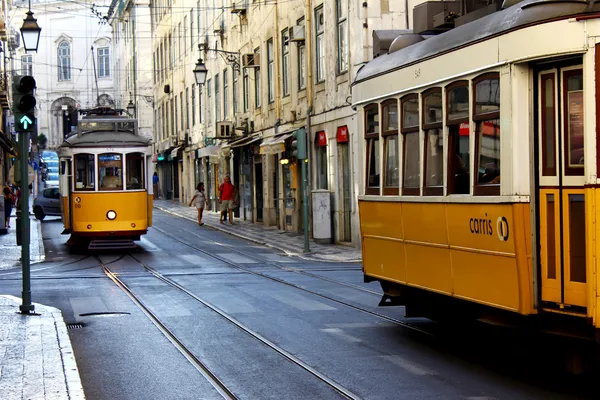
[88,240,137,250]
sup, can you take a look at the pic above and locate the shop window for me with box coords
[126,153,145,190]
[98,153,123,190]
[446,81,470,194]
[364,103,380,195]
[315,136,328,190]
[401,95,420,195]
[74,153,95,190]
[422,88,443,195]
[382,99,399,195]
[473,73,500,195]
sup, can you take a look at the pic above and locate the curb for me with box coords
[154,205,362,263]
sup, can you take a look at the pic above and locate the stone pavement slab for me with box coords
[154,200,362,263]
[0,209,45,271]
[0,295,85,400]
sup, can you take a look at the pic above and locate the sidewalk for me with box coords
[154,199,362,263]
[0,211,85,399]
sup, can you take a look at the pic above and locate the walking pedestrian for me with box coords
[152,172,159,200]
[218,175,235,225]
[3,185,13,228]
[189,182,207,226]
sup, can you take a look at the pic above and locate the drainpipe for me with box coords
[274,0,281,124]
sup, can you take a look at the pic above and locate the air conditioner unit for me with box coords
[235,116,249,132]
[289,25,305,42]
[216,121,234,138]
[231,2,247,15]
[242,54,260,68]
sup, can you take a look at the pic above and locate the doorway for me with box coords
[339,143,352,242]
[255,160,263,222]
[536,63,586,309]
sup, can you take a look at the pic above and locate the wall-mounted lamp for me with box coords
[280,158,290,165]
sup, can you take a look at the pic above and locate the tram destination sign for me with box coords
[79,120,136,132]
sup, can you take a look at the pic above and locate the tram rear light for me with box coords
[87,224,92,229]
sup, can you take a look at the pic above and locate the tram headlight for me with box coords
[106,210,117,220]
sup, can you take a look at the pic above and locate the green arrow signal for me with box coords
[20,115,33,129]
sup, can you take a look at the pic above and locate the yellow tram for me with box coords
[58,107,154,249]
[353,0,600,340]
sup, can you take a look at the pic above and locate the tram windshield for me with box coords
[99,153,123,190]
[126,153,145,190]
[75,154,95,190]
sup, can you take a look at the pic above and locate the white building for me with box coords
[13,0,115,149]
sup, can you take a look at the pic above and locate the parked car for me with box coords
[33,187,61,220]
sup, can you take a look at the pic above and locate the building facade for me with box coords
[0,1,15,187]
[14,0,115,149]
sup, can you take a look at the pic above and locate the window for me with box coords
[233,70,238,114]
[198,84,203,124]
[267,39,275,103]
[99,153,123,190]
[315,5,325,82]
[223,70,229,119]
[316,135,328,189]
[192,84,196,126]
[446,81,470,194]
[401,95,420,195]
[282,29,290,96]
[185,88,190,129]
[364,104,380,195]
[564,69,584,175]
[422,89,443,195]
[98,47,110,77]
[178,23,182,58]
[297,17,306,91]
[382,99,399,194]
[336,0,348,73]
[21,55,33,76]
[473,73,500,195]
[58,41,71,81]
[126,153,145,190]
[184,16,188,54]
[243,69,249,112]
[207,78,212,126]
[74,154,95,190]
[254,48,261,108]
[541,73,556,177]
[215,73,220,121]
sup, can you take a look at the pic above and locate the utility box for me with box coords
[312,190,331,244]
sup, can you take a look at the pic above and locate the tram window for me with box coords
[382,99,399,195]
[423,89,443,195]
[564,69,584,175]
[541,74,557,176]
[473,73,500,195]
[448,124,470,194]
[402,96,419,129]
[126,153,145,190]
[447,82,469,122]
[364,104,380,195]
[98,153,123,190]
[74,154,95,191]
[401,95,420,195]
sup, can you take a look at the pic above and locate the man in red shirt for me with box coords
[218,175,235,224]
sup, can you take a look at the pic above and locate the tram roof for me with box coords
[60,130,152,148]
[354,0,598,85]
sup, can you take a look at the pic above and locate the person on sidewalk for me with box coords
[218,175,235,225]
[3,186,13,228]
[152,172,159,200]
[189,182,207,226]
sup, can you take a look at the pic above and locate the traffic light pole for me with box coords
[19,129,33,314]
[301,158,310,253]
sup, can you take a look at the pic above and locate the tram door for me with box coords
[537,66,587,309]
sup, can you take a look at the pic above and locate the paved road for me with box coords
[0,211,597,399]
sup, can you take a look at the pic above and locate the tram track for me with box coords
[150,223,432,336]
[97,254,361,399]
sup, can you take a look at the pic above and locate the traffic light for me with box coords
[13,75,36,132]
[291,128,307,160]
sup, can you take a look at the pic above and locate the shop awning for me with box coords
[259,132,294,155]
[197,145,221,158]
[0,132,17,155]
[231,134,262,148]
[170,146,183,158]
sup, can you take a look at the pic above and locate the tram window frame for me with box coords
[562,68,584,176]
[422,88,443,196]
[125,152,145,190]
[446,81,471,195]
[74,153,96,191]
[98,153,124,191]
[472,73,501,196]
[401,94,420,196]
[382,99,399,195]
[364,103,380,195]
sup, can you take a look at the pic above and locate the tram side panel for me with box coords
[359,200,534,315]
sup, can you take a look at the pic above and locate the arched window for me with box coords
[473,73,500,195]
[401,94,420,195]
[422,88,443,195]
[381,99,399,195]
[58,41,71,81]
[446,81,470,195]
[364,103,380,195]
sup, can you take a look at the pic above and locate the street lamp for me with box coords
[20,7,41,53]
[126,100,136,116]
[193,56,208,85]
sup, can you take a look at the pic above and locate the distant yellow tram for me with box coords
[353,0,600,340]
[58,108,154,249]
